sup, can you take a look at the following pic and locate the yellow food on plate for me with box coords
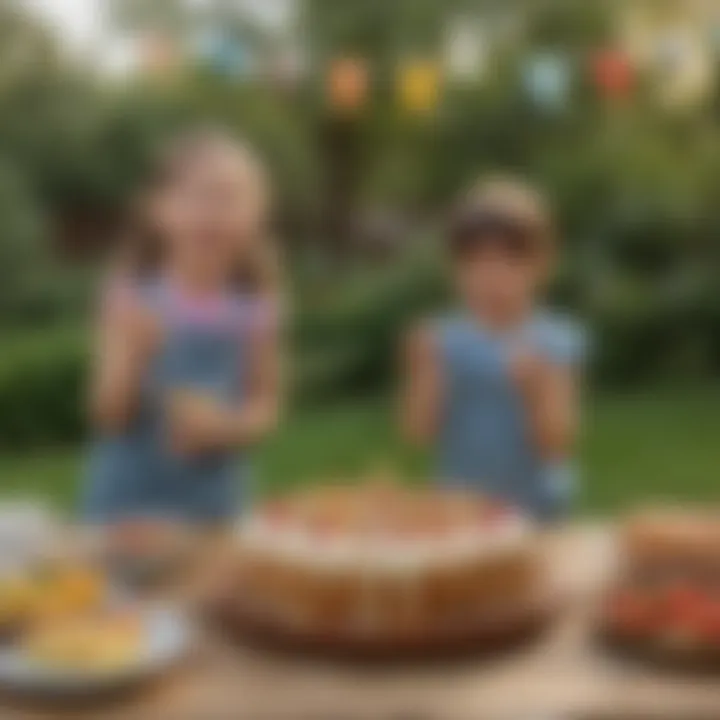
[24,612,143,672]
[30,564,107,622]
[0,577,34,627]
[0,563,107,631]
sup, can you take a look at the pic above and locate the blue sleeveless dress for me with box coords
[84,281,257,523]
[434,310,585,520]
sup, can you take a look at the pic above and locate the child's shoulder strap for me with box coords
[427,311,473,355]
[230,293,281,339]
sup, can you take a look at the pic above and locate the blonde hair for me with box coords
[449,174,554,254]
[120,126,281,296]
[470,175,551,236]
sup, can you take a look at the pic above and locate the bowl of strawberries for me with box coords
[600,507,720,671]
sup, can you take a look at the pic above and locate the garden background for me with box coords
[2,0,720,514]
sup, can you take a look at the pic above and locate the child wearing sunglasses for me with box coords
[400,176,585,521]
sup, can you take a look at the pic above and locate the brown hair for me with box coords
[118,126,280,296]
[448,174,554,257]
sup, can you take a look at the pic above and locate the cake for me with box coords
[232,482,542,641]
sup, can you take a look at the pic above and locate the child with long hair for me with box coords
[401,176,585,520]
[85,128,282,523]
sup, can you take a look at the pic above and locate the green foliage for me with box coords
[0,327,88,447]
[294,248,449,403]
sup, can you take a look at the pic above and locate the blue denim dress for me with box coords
[84,281,256,523]
[435,311,585,521]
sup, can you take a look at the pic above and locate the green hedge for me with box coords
[0,327,88,447]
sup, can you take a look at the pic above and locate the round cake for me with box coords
[231,483,543,645]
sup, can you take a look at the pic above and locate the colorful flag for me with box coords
[592,50,634,100]
[659,33,714,109]
[140,32,182,77]
[270,45,306,88]
[328,57,369,113]
[398,59,441,114]
[523,52,571,111]
[655,34,685,74]
[196,29,252,77]
[445,19,487,82]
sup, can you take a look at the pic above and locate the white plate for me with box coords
[0,607,191,696]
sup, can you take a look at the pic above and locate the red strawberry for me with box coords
[606,589,658,637]
[694,597,720,646]
[658,582,713,649]
[663,581,706,617]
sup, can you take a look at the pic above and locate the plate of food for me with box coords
[0,606,191,696]
[0,562,107,643]
[0,555,191,697]
[598,507,720,672]
[599,574,720,672]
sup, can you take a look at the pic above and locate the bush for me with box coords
[0,327,88,447]
[293,251,449,403]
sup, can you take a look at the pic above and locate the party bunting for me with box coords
[140,32,182,77]
[659,32,714,109]
[270,45,306,89]
[655,34,685,74]
[592,49,634,100]
[328,58,369,113]
[522,52,571,111]
[445,19,487,82]
[196,29,252,77]
[397,59,441,115]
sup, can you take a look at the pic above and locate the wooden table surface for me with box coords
[6,524,720,719]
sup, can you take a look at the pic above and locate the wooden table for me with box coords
[7,524,720,719]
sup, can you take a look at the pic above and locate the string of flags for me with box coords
[324,44,715,115]
[140,24,718,115]
[322,49,639,115]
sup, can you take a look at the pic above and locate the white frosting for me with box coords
[237,506,532,575]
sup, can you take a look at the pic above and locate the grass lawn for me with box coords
[0,384,718,515]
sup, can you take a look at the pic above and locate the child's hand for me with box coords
[123,303,162,367]
[508,347,548,400]
[90,284,163,433]
[102,281,161,364]
[167,391,234,457]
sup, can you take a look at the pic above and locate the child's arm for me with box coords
[400,323,443,445]
[509,350,580,460]
[226,306,282,445]
[169,300,282,454]
[89,282,160,433]
[531,362,578,460]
